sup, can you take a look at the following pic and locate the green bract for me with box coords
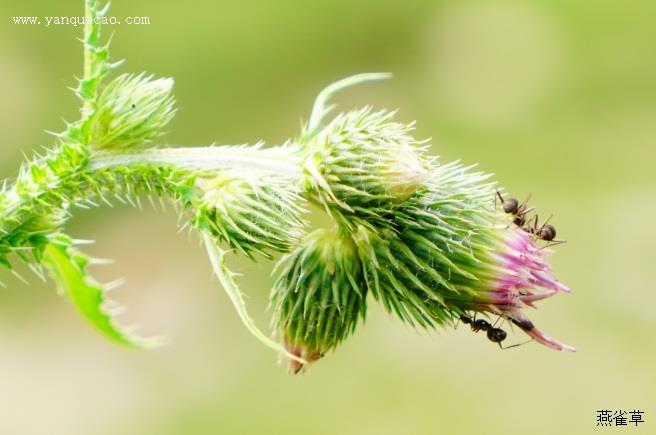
[364,161,499,328]
[195,171,305,259]
[304,107,429,220]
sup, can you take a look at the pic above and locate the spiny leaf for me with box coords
[41,234,163,348]
[202,231,306,365]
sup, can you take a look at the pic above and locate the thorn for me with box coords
[44,130,65,138]
[106,306,126,317]
[105,278,126,292]
[98,2,112,18]
[107,59,125,70]
[178,221,190,234]
[103,299,126,316]
[147,195,157,210]
[99,194,113,208]
[89,257,115,266]
[10,269,28,284]
[72,238,96,246]
[124,192,137,208]
[28,263,47,282]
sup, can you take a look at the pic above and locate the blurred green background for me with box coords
[1,0,654,434]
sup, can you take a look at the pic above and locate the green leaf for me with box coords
[202,231,306,365]
[42,235,162,348]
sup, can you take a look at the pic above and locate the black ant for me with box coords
[459,314,525,349]
[525,215,565,247]
[496,191,533,227]
[509,316,534,332]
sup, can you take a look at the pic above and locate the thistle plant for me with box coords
[1,0,574,373]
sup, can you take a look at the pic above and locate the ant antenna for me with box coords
[539,214,554,230]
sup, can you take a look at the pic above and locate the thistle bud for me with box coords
[195,172,304,259]
[87,73,176,149]
[271,227,367,373]
[368,161,575,351]
[305,107,429,216]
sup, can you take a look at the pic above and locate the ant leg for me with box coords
[458,312,476,329]
[537,214,554,234]
[498,338,533,350]
[518,193,533,213]
[494,191,505,227]
[524,214,539,235]
[544,239,566,248]
[491,314,504,328]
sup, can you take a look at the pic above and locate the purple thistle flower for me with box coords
[476,228,575,352]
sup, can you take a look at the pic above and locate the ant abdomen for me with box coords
[486,328,507,343]
[537,224,556,241]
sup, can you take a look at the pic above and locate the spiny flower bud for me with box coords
[304,107,429,217]
[87,73,176,149]
[368,160,575,352]
[271,227,367,373]
[195,171,304,259]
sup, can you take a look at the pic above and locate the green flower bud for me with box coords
[195,171,304,259]
[271,227,367,373]
[88,73,176,149]
[304,107,429,217]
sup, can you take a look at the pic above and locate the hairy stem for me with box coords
[89,146,302,175]
[81,0,105,118]
[82,0,94,117]
[1,143,305,257]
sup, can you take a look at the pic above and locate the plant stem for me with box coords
[89,145,302,175]
[1,144,304,252]
[82,0,95,117]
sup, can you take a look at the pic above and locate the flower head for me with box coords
[195,171,304,259]
[271,227,367,373]
[303,107,429,219]
[367,160,575,351]
[88,73,176,149]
